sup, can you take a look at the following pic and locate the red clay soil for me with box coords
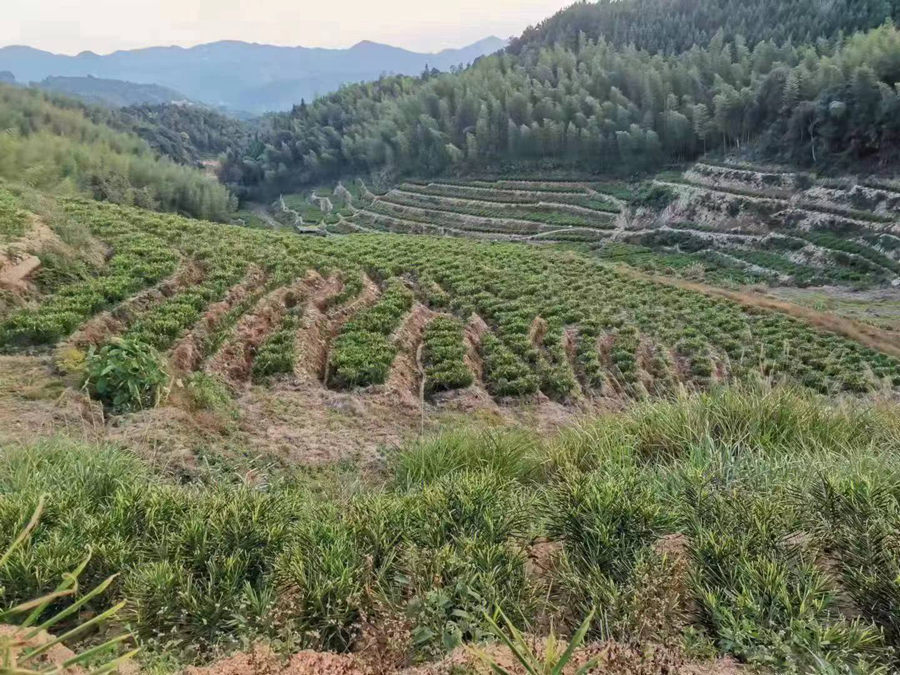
[0,218,62,293]
[0,624,85,675]
[189,639,748,675]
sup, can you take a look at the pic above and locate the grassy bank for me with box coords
[1,384,899,671]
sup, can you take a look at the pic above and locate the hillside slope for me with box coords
[0,84,235,219]
[3,192,900,672]
[222,17,900,199]
[35,74,188,107]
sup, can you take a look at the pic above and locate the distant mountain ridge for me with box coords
[0,37,506,113]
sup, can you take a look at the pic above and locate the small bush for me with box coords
[85,337,168,412]
[423,317,473,395]
[252,308,303,382]
[184,372,232,412]
[630,183,676,211]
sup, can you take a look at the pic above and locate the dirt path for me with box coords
[619,267,900,359]
[385,302,436,407]
[293,272,344,383]
[206,283,302,386]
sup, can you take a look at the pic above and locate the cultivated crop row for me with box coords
[6,198,899,409]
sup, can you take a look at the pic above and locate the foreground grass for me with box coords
[1,384,899,671]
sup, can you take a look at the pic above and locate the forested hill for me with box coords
[221,0,900,200]
[35,75,188,108]
[0,85,235,220]
[506,0,900,56]
[98,103,251,167]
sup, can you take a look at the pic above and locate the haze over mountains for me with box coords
[0,37,506,113]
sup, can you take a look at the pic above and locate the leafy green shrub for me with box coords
[630,183,676,211]
[423,317,473,395]
[86,337,168,412]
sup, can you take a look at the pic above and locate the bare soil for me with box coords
[189,639,748,675]
[171,266,268,372]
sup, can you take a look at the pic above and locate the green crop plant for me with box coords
[422,317,473,395]
[0,187,28,242]
[85,337,168,412]
[2,196,897,403]
[252,307,304,381]
[0,497,138,674]
[328,278,413,388]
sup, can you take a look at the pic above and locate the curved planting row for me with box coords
[10,197,900,414]
[422,316,474,395]
[384,188,616,229]
[402,181,620,212]
[327,278,414,388]
[0,226,177,347]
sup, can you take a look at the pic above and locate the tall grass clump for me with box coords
[4,384,900,669]
[391,428,543,488]
[0,498,138,674]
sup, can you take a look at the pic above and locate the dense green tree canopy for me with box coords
[507,0,900,56]
[221,21,900,199]
[0,85,236,220]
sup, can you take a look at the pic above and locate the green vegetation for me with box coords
[0,187,28,242]
[0,84,235,220]
[85,337,168,412]
[422,316,473,395]
[106,103,250,167]
[507,0,899,56]
[223,13,900,196]
[0,498,138,674]
[596,242,768,287]
[328,278,414,388]
[0,225,177,347]
[4,197,898,403]
[252,306,303,381]
[4,385,900,670]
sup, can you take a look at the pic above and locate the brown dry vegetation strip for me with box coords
[620,267,900,360]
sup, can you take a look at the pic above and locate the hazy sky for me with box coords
[2,0,571,54]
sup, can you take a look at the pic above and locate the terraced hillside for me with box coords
[626,162,900,288]
[3,194,899,438]
[328,178,626,243]
[284,164,900,293]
